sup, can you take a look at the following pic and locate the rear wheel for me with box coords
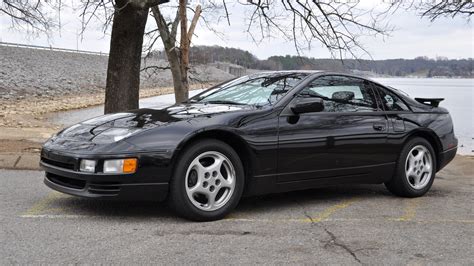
[385,137,436,197]
[168,139,244,221]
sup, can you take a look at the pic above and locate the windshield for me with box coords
[190,73,308,106]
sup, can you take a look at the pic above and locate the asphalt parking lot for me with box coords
[1,156,472,264]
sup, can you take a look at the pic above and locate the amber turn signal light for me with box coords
[122,158,137,173]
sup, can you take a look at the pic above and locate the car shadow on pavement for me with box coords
[43,184,395,221]
[236,184,393,213]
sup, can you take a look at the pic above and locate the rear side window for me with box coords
[298,75,378,112]
[374,84,410,111]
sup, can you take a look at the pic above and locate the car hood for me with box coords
[44,103,254,152]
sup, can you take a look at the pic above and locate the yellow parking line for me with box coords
[21,214,84,219]
[22,191,64,216]
[302,198,359,223]
[391,198,420,222]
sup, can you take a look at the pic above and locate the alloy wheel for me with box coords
[405,145,433,190]
[185,151,236,211]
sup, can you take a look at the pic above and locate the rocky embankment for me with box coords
[0,45,235,128]
[0,45,234,101]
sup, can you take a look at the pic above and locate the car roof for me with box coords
[248,70,326,76]
[246,70,377,81]
[247,70,387,87]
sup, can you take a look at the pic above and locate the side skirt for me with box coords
[244,162,395,196]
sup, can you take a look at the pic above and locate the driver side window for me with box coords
[298,76,378,112]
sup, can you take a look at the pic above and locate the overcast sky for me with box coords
[0,1,472,60]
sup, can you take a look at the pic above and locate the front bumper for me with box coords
[40,150,171,201]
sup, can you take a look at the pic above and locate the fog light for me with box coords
[80,159,96,173]
[103,158,137,174]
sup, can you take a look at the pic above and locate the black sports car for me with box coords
[41,71,457,221]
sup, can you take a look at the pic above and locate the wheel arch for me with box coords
[171,128,255,192]
[405,129,442,171]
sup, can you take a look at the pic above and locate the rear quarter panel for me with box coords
[387,111,457,163]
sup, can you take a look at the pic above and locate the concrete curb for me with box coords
[0,153,41,170]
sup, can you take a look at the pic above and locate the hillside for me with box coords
[0,45,234,100]
[179,46,473,78]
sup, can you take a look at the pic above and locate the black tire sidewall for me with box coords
[169,139,245,221]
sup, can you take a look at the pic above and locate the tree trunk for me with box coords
[151,3,200,104]
[178,0,190,103]
[104,1,148,114]
[167,49,186,103]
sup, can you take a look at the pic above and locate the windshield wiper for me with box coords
[204,100,247,105]
[184,98,199,103]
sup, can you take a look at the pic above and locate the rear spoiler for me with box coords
[414,98,444,107]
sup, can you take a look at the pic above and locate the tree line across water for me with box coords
[149,46,472,78]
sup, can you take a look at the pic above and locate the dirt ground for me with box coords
[0,139,42,153]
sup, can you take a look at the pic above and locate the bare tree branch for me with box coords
[418,0,473,21]
[241,0,395,60]
[221,0,230,26]
[0,0,60,33]
[187,5,202,42]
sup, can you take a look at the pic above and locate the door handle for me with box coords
[373,123,386,131]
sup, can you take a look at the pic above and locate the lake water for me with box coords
[49,78,473,155]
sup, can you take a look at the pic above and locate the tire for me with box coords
[168,139,245,221]
[385,137,436,197]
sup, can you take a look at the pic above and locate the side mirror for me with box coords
[291,97,324,114]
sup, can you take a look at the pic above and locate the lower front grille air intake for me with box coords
[88,183,121,195]
[46,173,86,189]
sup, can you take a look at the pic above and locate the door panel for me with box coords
[276,75,393,183]
[277,113,391,182]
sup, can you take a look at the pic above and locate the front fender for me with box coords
[174,125,245,152]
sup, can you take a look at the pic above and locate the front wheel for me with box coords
[168,139,244,221]
[385,137,436,197]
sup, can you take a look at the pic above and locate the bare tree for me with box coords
[102,0,148,113]
[79,0,169,114]
[149,2,201,103]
